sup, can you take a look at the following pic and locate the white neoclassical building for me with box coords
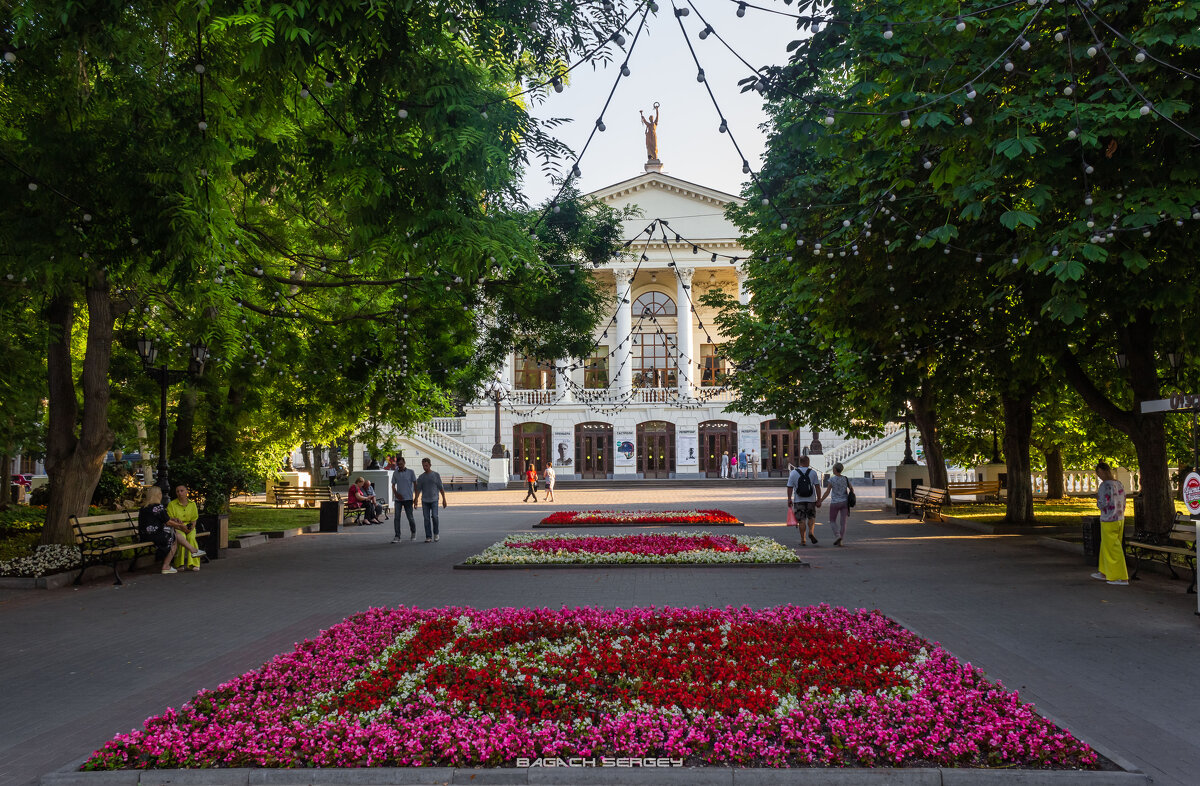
[397,163,914,483]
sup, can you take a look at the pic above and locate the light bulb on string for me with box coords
[699,25,713,39]
[611,32,625,46]
[620,63,630,77]
[1054,29,1064,43]
[718,119,728,133]
[824,109,835,126]
[900,111,910,128]
[1068,126,1080,140]
[552,76,563,93]
[1018,36,1031,51]
[965,84,977,99]
[696,69,705,83]
[955,16,966,32]
[1004,59,1014,72]
[1087,44,1099,58]
[1140,101,1153,116]
[962,112,973,126]
[922,156,932,170]
[3,48,15,63]
[1135,49,1147,63]
[1063,82,1075,96]
[884,24,894,39]
[742,161,751,174]
[596,118,606,131]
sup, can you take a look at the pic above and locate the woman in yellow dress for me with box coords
[168,484,202,571]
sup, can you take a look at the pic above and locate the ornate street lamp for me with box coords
[482,376,512,459]
[137,337,209,495]
[899,402,918,465]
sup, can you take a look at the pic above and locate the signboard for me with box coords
[1184,472,1200,518]
[551,427,574,469]
[1139,393,1200,414]
[677,424,698,467]
[614,427,636,470]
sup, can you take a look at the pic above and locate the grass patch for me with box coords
[227,504,319,537]
[948,497,1187,525]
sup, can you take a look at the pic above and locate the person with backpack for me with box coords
[787,455,821,546]
[819,461,854,547]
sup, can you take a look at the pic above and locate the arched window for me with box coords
[632,291,676,317]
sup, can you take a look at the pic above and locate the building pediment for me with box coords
[587,172,746,243]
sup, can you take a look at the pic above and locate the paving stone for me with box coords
[249,769,456,785]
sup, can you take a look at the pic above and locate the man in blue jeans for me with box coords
[413,458,448,542]
[390,457,418,543]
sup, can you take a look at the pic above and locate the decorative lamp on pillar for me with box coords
[483,376,512,459]
[900,403,918,465]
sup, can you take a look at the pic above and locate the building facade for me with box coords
[397,168,913,482]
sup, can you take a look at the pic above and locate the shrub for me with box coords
[29,484,50,506]
[91,465,140,509]
[171,454,254,514]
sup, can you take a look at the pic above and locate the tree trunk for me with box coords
[42,280,116,545]
[170,387,197,459]
[0,450,10,512]
[1045,447,1065,499]
[347,437,356,474]
[1058,311,1173,534]
[1001,393,1035,525]
[909,386,948,489]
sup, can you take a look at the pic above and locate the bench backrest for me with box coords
[947,481,1000,491]
[70,513,138,542]
[914,485,947,497]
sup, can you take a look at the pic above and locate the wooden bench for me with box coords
[1125,517,1197,593]
[273,485,337,508]
[70,512,209,586]
[946,480,1002,502]
[893,485,948,521]
[446,475,481,490]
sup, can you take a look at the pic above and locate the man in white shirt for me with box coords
[787,455,821,546]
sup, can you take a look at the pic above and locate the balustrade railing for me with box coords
[430,417,464,436]
[406,423,489,476]
[824,423,903,465]
[476,386,736,408]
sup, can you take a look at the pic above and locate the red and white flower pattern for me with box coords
[538,509,740,526]
[84,605,1098,771]
[464,531,797,565]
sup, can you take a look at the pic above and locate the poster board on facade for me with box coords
[676,424,698,467]
[551,427,574,468]
[614,427,636,470]
[738,425,759,461]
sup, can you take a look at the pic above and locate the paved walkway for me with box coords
[2,486,1197,785]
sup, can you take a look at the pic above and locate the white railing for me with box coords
[406,423,490,477]
[430,417,464,436]
[1031,469,1140,495]
[824,424,904,465]
[488,386,737,408]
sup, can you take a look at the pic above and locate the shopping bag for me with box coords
[786,506,798,528]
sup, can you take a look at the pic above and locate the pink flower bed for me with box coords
[537,509,740,526]
[512,533,749,556]
[83,605,1100,771]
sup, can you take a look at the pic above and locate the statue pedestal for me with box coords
[644,159,663,173]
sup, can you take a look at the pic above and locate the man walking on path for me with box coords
[787,455,821,546]
[390,458,418,543]
[413,458,448,542]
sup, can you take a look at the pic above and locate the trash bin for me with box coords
[1080,516,1101,561]
[197,514,228,561]
[319,499,344,533]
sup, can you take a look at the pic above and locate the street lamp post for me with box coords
[137,338,209,496]
[483,377,512,459]
[900,403,918,465]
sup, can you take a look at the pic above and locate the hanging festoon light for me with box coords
[955,16,966,32]
[621,62,630,76]
[1068,126,1080,139]
[1054,29,1065,42]
[1087,42,1101,58]
[1135,48,1148,63]
[552,75,564,93]
[596,118,607,131]
[696,68,705,82]
[1018,36,1031,52]
[398,106,409,118]
[3,46,16,63]
[612,31,626,46]
[883,23,894,40]
[699,25,713,40]
[922,156,933,170]
[1004,58,1015,72]
[962,112,973,126]
[824,108,835,125]
[1140,101,1154,116]
[900,111,911,128]
[736,2,747,18]
[718,118,728,133]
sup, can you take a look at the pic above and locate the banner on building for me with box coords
[614,427,636,470]
[551,427,574,468]
[738,425,759,458]
[676,424,698,466]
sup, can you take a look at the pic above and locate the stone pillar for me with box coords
[614,269,634,399]
[676,267,695,398]
[735,266,751,305]
[555,358,573,402]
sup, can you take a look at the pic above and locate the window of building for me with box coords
[514,353,555,390]
[632,291,677,317]
[584,346,610,389]
[700,344,728,387]
[633,332,677,388]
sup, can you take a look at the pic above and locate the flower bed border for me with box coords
[534,509,742,527]
[41,764,1144,785]
[463,531,800,567]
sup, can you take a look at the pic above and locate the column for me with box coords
[735,265,750,305]
[555,358,573,402]
[614,269,634,400]
[676,267,695,398]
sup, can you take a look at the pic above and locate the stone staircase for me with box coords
[825,424,917,476]
[399,422,490,479]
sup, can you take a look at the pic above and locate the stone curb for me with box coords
[40,767,1148,785]
[453,561,809,570]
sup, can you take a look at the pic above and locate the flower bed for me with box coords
[462,531,798,566]
[537,509,740,526]
[0,544,81,577]
[83,605,1100,771]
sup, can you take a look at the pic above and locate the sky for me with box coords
[520,0,808,205]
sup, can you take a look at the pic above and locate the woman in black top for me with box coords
[138,486,205,574]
